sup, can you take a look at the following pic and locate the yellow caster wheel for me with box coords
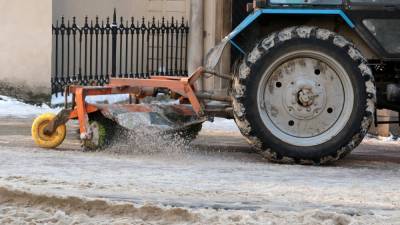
[31,113,67,149]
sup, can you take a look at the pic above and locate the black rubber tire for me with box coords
[232,26,376,164]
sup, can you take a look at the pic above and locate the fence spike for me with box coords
[113,8,117,23]
[51,14,190,94]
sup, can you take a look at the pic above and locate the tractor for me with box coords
[32,0,400,164]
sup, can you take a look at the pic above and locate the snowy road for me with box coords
[0,117,400,224]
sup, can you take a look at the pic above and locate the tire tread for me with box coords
[232,26,376,164]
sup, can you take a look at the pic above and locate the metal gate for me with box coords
[52,10,190,95]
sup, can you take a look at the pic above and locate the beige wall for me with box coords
[0,0,52,93]
[53,0,190,24]
[0,0,198,98]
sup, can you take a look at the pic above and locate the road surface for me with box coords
[0,117,399,225]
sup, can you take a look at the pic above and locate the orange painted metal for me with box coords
[74,88,90,138]
[69,86,142,96]
[65,67,205,140]
[187,67,205,86]
[109,67,204,116]
[69,104,99,119]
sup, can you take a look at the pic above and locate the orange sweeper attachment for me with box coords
[31,67,233,150]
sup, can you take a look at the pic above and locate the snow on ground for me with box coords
[2,184,387,225]
[4,93,398,141]
[366,133,400,143]
[0,95,60,118]
[0,184,390,225]
[1,96,400,224]
[0,144,399,225]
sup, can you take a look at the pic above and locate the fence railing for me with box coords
[52,10,190,95]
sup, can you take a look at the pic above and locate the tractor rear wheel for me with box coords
[232,26,376,164]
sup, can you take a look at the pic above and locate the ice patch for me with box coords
[316,29,332,40]
[278,27,294,42]
[333,36,350,48]
[296,26,313,38]
[239,63,251,79]
[247,47,262,64]
[261,33,276,50]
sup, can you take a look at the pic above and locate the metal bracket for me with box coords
[43,109,73,135]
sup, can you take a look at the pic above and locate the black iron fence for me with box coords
[52,10,190,95]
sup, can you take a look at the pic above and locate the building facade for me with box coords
[0,0,52,102]
[0,0,234,102]
[0,0,394,135]
[52,0,190,24]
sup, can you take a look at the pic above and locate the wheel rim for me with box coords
[38,120,62,142]
[257,50,354,147]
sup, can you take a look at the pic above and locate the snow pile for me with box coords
[51,93,130,106]
[0,186,391,225]
[0,95,60,118]
[0,186,198,225]
[365,133,399,142]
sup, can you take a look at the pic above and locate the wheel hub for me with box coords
[298,89,314,106]
[258,51,352,145]
[284,79,326,120]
